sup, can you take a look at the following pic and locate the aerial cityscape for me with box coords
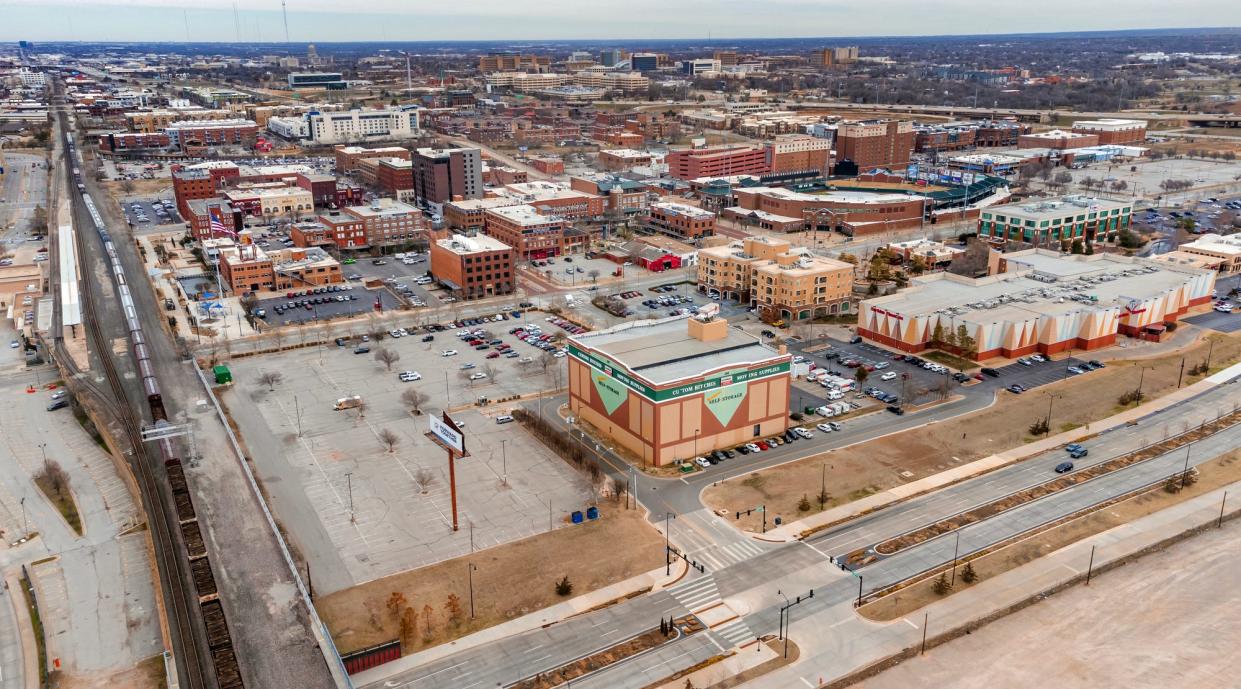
[3,6,1241,689]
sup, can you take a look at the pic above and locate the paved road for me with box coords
[366,370,1240,689]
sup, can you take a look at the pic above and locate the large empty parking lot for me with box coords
[220,323,596,594]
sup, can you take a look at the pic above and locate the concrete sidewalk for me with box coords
[760,361,1240,542]
[352,560,689,686]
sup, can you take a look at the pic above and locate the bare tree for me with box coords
[400,388,429,415]
[41,460,71,498]
[258,371,283,391]
[588,268,601,285]
[414,468,435,493]
[378,428,400,453]
[482,362,499,384]
[270,327,286,352]
[374,347,400,372]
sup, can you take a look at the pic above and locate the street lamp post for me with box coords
[664,512,676,576]
[1180,442,1193,490]
[950,530,961,586]
[468,563,477,619]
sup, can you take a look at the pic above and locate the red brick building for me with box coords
[375,158,414,195]
[764,135,831,176]
[428,233,516,300]
[97,131,170,153]
[1017,129,1099,149]
[483,205,569,260]
[184,199,242,241]
[529,157,565,175]
[334,145,411,173]
[834,120,916,173]
[293,214,368,250]
[666,146,769,180]
[647,202,717,240]
[1070,119,1147,145]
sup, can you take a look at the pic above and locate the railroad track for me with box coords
[64,132,215,689]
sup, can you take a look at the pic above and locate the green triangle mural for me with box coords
[591,366,629,415]
[704,382,748,426]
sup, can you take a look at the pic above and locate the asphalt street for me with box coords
[366,370,1241,689]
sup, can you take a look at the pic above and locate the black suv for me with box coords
[980,367,1001,377]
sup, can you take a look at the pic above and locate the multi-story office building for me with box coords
[1017,129,1099,149]
[978,196,1132,246]
[306,107,420,144]
[815,46,859,67]
[411,147,483,211]
[292,215,367,250]
[483,204,569,260]
[666,146,769,180]
[1179,233,1241,273]
[631,54,660,71]
[341,199,428,248]
[164,119,259,150]
[477,53,550,73]
[287,72,346,90]
[647,202,717,240]
[334,145,412,173]
[834,120,915,173]
[428,233,516,300]
[764,134,831,176]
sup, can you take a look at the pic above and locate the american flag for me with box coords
[208,206,232,236]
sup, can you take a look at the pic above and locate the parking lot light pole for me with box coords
[1181,442,1193,490]
[468,563,477,619]
[345,472,354,522]
[500,439,508,486]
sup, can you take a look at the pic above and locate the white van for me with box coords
[495,414,514,425]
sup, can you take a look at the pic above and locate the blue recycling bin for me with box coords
[571,510,584,524]
[586,506,599,520]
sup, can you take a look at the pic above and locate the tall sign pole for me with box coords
[426,412,468,532]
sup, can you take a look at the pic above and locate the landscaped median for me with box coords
[702,333,1241,535]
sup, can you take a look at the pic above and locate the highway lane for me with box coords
[806,379,1241,560]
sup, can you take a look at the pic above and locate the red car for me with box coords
[863,364,876,372]
[756,441,769,450]
[486,352,500,359]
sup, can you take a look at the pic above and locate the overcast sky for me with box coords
[3,0,1240,43]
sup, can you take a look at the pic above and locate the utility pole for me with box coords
[294,395,302,437]
[38,443,48,474]
[1180,442,1193,490]
[1177,357,1186,388]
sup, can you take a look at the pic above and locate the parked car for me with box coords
[46,399,68,411]
[980,367,1001,377]
[441,349,458,357]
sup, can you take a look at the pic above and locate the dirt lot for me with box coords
[703,333,1241,533]
[860,447,1241,622]
[851,484,1241,689]
[317,506,664,655]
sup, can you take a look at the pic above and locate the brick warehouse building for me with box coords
[428,233,515,300]
[1070,118,1147,145]
[646,202,717,240]
[567,315,790,467]
[858,250,1215,361]
[483,205,569,260]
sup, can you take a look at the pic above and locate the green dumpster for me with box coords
[213,365,233,385]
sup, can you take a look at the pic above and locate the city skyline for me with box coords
[3,0,1241,42]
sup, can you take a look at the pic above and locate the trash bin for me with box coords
[774,516,782,526]
[571,510,583,524]
[586,506,599,520]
